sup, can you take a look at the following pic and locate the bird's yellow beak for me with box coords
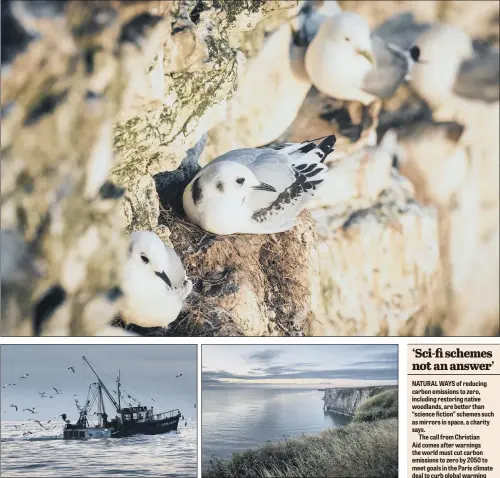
[356,48,375,65]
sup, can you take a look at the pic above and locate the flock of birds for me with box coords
[2,366,197,437]
[2,366,80,437]
[112,1,499,333]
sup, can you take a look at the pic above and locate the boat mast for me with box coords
[82,356,120,413]
[117,369,121,411]
[97,382,106,427]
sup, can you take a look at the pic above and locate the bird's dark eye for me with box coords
[140,254,149,264]
[236,177,245,185]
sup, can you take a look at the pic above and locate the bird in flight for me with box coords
[39,392,47,398]
[23,408,35,414]
[9,404,18,411]
[34,420,46,429]
[68,366,75,373]
[53,387,62,394]
[20,374,29,380]
[176,374,183,378]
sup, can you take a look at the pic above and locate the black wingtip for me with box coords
[317,135,336,162]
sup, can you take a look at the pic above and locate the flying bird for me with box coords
[9,404,18,411]
[39,392,46,398]
[176,374,183,378]
[23,408,35,413]
[183,135,336,234]
[23,431,33,437]
[49,396,54,399]
[20,374,29,380]
[194,404,197,408]
[305,12,417,105]
[53,387,62,394]
[68,366,75,373]
[121,231,193,328]
[34,420,46,429]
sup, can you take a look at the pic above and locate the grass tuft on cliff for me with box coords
[353,388,399,423]
[203,418,398,478]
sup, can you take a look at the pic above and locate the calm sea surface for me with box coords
[202,387,351,469]
[0,419,197,477]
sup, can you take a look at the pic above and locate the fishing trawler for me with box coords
[62,356,181,439]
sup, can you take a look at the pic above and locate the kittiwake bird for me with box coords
[53,387,62,394]
[120,231,193,328]
[68,366,75,373]
[305,11,417,105]
[183,135,336,235]
[410,24,500,116]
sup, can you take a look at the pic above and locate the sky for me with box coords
[202,345,398,388]
[0,345,197,421]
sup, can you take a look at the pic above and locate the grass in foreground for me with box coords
[353,388,398,423]
[203,418,397,478]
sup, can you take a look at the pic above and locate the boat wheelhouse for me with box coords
[62,356,181,439]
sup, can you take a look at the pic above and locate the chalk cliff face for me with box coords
[323,386,397,416]
[1,1,497,336]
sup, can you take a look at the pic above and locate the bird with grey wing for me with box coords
[410,24,500,112]
[183,135,336,235]
[305,11,417,105]
[120,231,193,328]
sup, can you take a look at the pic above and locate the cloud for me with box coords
[202,366,397,384]
[246,349,283,364]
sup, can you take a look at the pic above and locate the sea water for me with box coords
[0,420,197,477]
[202,387,351,469]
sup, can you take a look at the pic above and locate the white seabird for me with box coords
[305,11,416,105]
[410,24,499,118]
[183,135,336,235]
[120,231,193,328]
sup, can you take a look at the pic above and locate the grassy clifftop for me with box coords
[204,418,398,478]
[354,388,399,423]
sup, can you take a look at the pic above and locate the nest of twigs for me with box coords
[142,204,319,337]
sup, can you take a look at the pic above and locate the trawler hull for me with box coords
[111,413,181,438]
[64,428,112,439]
[63,414,181,439]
